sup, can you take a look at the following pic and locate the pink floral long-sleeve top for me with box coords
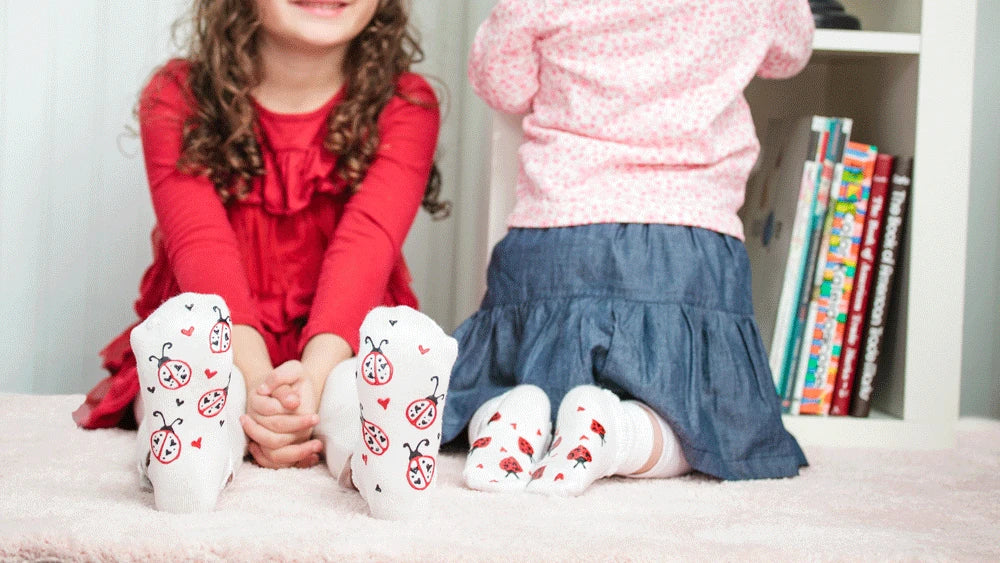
[469,0,815,239]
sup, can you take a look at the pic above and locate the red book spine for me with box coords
[829,154,894,415]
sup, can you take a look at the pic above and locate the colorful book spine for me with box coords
[798,141,877,415]
[850,156,913,417]
[768,116,830,397]
[784,117,852,414]
[830,153,895,415]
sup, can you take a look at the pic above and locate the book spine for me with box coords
[769,117,829,397]
[785,118,852,414]
[850,156,913,417]
[830,153,894,415]
[803,142,877,415]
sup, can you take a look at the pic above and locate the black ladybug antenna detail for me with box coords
[213,305,230,323]
[404,438,431,458]
[149,342,173,364]
[430,376,441,397]
[364,336,389,350]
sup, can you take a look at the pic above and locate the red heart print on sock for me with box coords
[511,422,517,430]
[377,398,390,410]
[418,345,430,355]
[476,463,484,469]
[499,446,507,453]
[362,454,368,465]
[554,473,565,481]
[191,437,202,449]
[577,406,585,412]
[181,326,194,336]
[580,435,590,440]
[204,369,217,379]
[537,428,542,436]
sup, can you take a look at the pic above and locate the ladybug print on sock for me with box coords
[197,373,232,418]
[209,305,232,353]
[150,411,183,464]
[148,342,192,390]
[590,419,607,445]
[518,437,535,461]
[361,336,393,385]
[499,456,524,479]
[404,439,435,491]
[360,405,390,456]
[568,445,593,468]
[469,436,491,454]
[405,376,444,429]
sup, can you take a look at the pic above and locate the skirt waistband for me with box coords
[483,224,755,315]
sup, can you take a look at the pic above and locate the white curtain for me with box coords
[0,0,497,394]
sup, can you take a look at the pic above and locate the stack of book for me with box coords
[741,116,914,417]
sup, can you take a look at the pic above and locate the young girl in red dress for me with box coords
[73,0,458,519]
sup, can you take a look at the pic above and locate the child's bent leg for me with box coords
[625,402,690,479]
[314,358,359,488]
[463,385,551,492]
[133,293,247,512]
[349,306,458,520]
[526,385,687,497]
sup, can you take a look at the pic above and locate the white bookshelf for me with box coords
[484,1,975,450]
[764,1,976,449]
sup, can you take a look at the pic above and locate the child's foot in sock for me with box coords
[463,385,551,492]
[526,385,636,497]
[349,306,458,520]
[132,292,246,512]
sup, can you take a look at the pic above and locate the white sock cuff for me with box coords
[628,405,691,479]
[618,400,654,476]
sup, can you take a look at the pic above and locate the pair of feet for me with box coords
[133,293,459,520]
[463,384,663,497]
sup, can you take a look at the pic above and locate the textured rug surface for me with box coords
[1,393,998,562]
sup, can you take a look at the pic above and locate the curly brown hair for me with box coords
[174,0,449,219]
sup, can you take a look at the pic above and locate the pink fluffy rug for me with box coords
[1,393,998,561]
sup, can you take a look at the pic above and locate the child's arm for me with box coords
[140,63,319,465]
[468,0,544,114]
[757,0,815,79]
[297,74,440,380]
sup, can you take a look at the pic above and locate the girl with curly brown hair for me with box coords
[73,0,456,518]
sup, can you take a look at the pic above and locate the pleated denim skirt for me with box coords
[442,223,808,480]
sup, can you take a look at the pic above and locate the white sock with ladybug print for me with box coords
[132,292,247,513]
[525,384,657,497]
[463,384,551,492]
[349,305,458,520]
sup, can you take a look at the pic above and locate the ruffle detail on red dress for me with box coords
[240,146,347,216]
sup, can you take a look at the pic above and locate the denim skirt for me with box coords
[441,223,808,480]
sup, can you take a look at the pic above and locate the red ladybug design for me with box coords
[518,436,535,461]
[590,419,607,445]
[469,436,491,454]
[360,405,390,456]
[148,342,191,390]
[405,376,445,429]
[567,445,593,468]
[209,305,232,353]
[360,337,393,385]
[404,439,435,491]
[149,410,183,464]
[197,373,232,418]
[498,456,523,479]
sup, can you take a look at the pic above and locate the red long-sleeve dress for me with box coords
[74,59,439,429]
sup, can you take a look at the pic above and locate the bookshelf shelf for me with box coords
[812,29,920,56]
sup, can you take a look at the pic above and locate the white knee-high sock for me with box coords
[314,358,360,488]
[349,306,458,520]
[463,385,551,492]
[624,403,691,479]
[525,385,686,497]
[132,292,246,512]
